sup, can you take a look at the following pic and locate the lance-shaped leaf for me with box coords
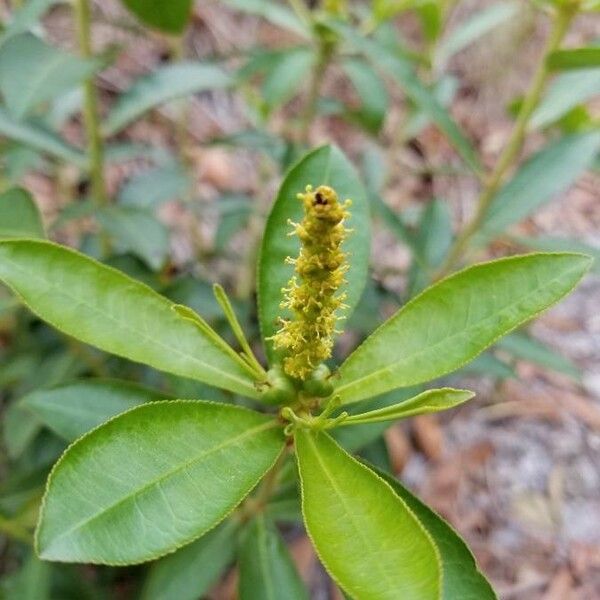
[258,145,370,361]
[141,520,237,600]
[21,379,168,442]
[36,401,284,564]
[121,0,193,34]
[295,430,441,599]
[340,388,474,426]
[0,240,261,398]
[0,187,44,239]
[335,253,591,404]
[372,466,497,600]
[104,63,232,136]
[238,514,308,600]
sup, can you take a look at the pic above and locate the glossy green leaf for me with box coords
[222,0,310,38]
[141,520,237,600]
[104,63,232,136]
[121,0,192,34]
[335,253,591,404]
[0,108,86,168]
[479,132,600,240]
[0,240,261,398]
[341,388,474,426]
[496,331,579,379]
[530,69,600,130]
[0,34,99,120]
[332,22,481,173]
[21,379,168,442]
[436,2,518,66]
[0,187,44,239]
[547,48,600,71]
[373,466,497,600]
[262,48,314,110]
[36,401,284,564]
[342,58,390,133]
[118,161,191,208]
[97,206,170,270]
[3,401,42,459]
[239,514,308,600]
[258,145,370,361]
[295,430,441,599]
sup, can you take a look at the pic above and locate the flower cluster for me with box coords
[272,184,351,380]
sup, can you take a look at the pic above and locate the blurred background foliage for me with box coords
[0,0,598,597]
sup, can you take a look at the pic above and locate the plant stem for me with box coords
[434,3,578,278]
[298,37,333,144]
[74,0,108,209]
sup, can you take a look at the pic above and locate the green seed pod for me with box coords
[303,364,334,398]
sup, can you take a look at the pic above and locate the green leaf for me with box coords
[238,514,308,600]
[511,235,600,274]
[334,253,591,404]
[104,63,232,136]
[332,22,481,173]
[3,401,42,459]
[333,387,422,453]
[436,2,518,66]
[373,466,497,600]
[0,0,57,44]
[36,401,284,564]
[0,240,261,398]
[141,520,237,600]
[408,199,453,295]
[0,108,86,168]
[496,331,579,379]
[222,0,310,38]
[459,352,515,380]
[21,379,168,442]
[96,206,170,270]
[341,388,474,426]
[342,58,390,133]
[295,430,441,599]
[0,187,44,239]
[478,132,600,240]
[118,161,191,209]
[547,47,600,71]
[262,48,315,110]
[530,69,600,130]
[0,34,99,120]
[121,0,192,34]
[1,552,51,600]
[257,145,371,361]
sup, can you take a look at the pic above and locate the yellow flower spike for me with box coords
[271,184,352,380]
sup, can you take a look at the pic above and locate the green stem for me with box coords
[74,0,108,210]
[434,3,578,278]
[298,37,335,144]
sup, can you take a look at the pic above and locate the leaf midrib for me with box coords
[43,420,277,551]
[336,261,583,398]
[2,251,256,395]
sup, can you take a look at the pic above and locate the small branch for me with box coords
[74,0,107,208]
[434,2,579,278]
